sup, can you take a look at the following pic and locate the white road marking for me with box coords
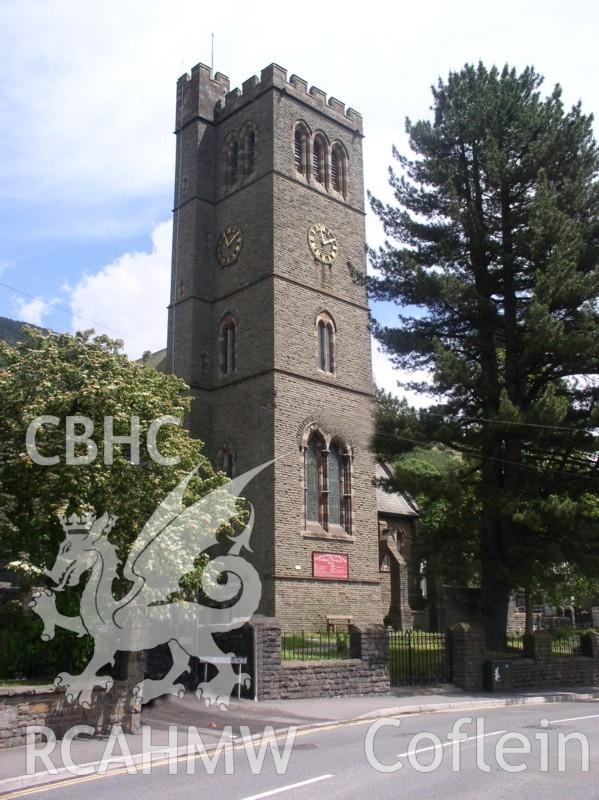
[397,729,506,758]
[238,773,334,800]
[546,713,599,725]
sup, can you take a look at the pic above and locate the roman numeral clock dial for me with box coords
[217,225,243,266]
[308,223,338,264]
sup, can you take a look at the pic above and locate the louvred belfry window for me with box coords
[246,129,256,176]
[227,140,238,186]
[331,144,346,195]
[295,126,308,175]
[313,137,325,184]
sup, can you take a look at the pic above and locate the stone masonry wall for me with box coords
[509,657,599,689]
[450,626,599,692]
[166,61,384,628]
[252,617,389,700]
[0,678,141,750]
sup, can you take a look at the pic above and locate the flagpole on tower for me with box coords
[211,33,214,70]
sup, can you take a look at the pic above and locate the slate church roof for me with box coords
[375,462,419,518]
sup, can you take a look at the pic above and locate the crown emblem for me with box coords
[59,512,117,536]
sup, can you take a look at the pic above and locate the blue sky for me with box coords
[1,0,597,404]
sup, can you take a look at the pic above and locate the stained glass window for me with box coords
[306,435,320,523]
[328,442,341,525]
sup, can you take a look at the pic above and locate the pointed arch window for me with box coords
[328,442,342,526]
[304,431,352,534]
[312,136,325,185]
[317,315,335,374]
[306,433,324,525]
[244,128,256,176]
[331,143,347,196]
[294,125,309,175]
[225,138,239,188]
[219,315,236,375]
[218,445,235,478]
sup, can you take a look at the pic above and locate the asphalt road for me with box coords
[4,701,599,800]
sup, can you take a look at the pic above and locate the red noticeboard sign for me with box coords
[312,552,349,580]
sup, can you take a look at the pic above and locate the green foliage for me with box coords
[0,328,234,676]
[0,597,93,679]
[369,64,599,644]
[0,328,228,570]
[376,391,481,586]
[544,562,599,607]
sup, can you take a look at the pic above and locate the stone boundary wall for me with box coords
[509,657,599,688]
[450,624,599,692]
[0,665,142,749]
[252,616,389,700]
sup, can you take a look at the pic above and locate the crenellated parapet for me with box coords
[176,62,363,134]
[175,63,230,129]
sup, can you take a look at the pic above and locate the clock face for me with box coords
[308,223,338,264]
[216,225,243,266]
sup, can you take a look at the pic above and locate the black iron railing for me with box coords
[281,630,351,661]
[551,634,582,657]
[488,632,584,659]
[487,633,526,660]
[387,629,451,686]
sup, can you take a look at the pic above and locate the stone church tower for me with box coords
[166,62,383,629]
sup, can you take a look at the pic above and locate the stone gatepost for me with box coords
[449,622,486,691]
[397,562,414,630]
[349,623,389,670]
[251,616,281,701]
[523,630,552,661]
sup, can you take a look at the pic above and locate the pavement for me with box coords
[1,685,598,796]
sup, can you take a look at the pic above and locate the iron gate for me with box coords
[387,630,452,686]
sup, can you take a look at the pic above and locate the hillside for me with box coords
[0,316,45,345]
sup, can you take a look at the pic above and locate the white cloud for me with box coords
[69,220,171,359]
[14,296,57,326]
[15,298,47,326]
[2,0,596,237]
[371,341,434,409]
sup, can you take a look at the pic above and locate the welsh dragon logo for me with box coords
[28,462,268,710]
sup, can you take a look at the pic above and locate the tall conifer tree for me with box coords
[370,64,599,646]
